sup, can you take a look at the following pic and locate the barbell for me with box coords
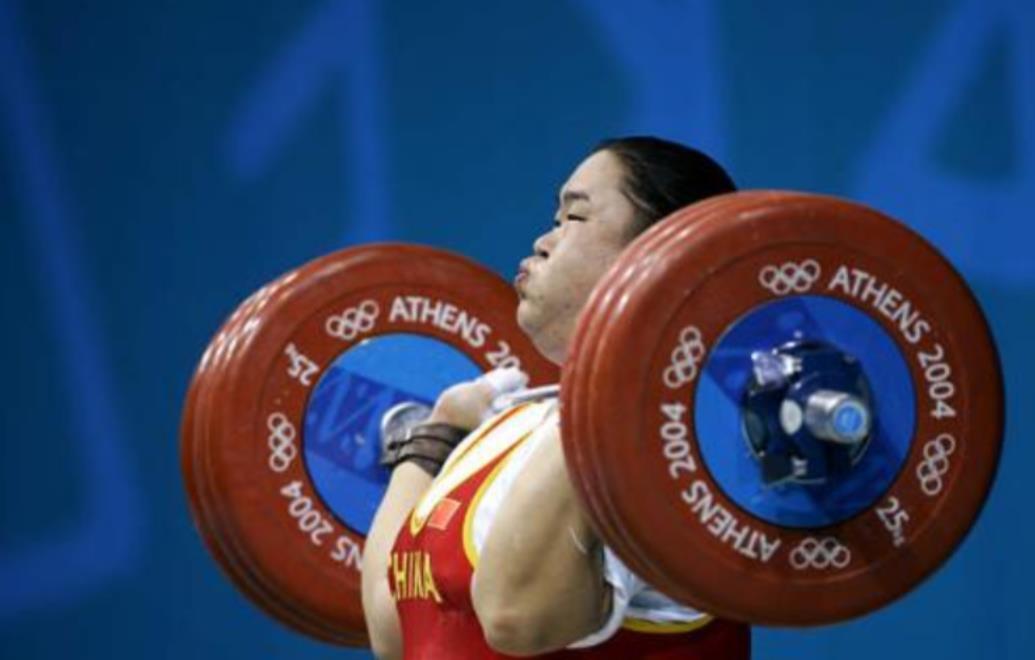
[180,191,1003,644]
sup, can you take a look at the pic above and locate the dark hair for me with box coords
[594,136,736,230]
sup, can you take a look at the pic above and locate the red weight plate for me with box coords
[583,194,796,594]
[192,251,458,644]
[184,277,351,643]
[195,255,418,644]
[200,244,557,640]
[207,284,360,642]
[562,202,736,559]
[565,191,1004,625]
[183,292,283,613]
[563,193,774,581]
[198,256,389,644]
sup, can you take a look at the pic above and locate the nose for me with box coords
[533,227,558,258]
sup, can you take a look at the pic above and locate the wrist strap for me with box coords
[382,422,468,476]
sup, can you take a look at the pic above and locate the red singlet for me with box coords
[389,404,750,659]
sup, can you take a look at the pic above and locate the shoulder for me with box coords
[467,401,558,556]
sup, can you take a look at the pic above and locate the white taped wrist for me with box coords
[478,367,529,396]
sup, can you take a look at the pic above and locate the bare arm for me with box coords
[472,423,611,655]
[361,376,504,659]
[361,463,432,660]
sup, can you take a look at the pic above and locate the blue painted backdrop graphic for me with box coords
[0,0,1030,658]
[0,0,141,622]
[225,0,391,245]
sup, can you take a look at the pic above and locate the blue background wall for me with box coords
[1,0,1031,657]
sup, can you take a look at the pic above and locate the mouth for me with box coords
[514,258,536,293]
[514,267,529,292]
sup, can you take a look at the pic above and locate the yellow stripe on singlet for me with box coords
[621,615,714,634]
[461,434,534,568]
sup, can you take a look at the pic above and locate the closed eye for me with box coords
[552,213,587,228]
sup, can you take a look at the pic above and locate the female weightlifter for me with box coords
[361,137,752,659]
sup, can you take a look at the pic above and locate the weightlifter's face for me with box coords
[516,149,641,364]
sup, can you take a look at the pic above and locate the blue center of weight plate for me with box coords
[694,295,916,528]
[303,333,481,534]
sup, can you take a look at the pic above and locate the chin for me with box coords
[515,300,535,335]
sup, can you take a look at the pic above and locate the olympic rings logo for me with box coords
[663,326,706,389]
[789,536,852,570]
[758,260,821,295]
[916,433,956,497]
[325,300,379,341]
[267,412,298,473]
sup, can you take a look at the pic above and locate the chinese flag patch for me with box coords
[427,497,461,531]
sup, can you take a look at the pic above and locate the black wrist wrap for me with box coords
[381,422,469,476]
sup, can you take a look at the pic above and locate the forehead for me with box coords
[559,150,627,203]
